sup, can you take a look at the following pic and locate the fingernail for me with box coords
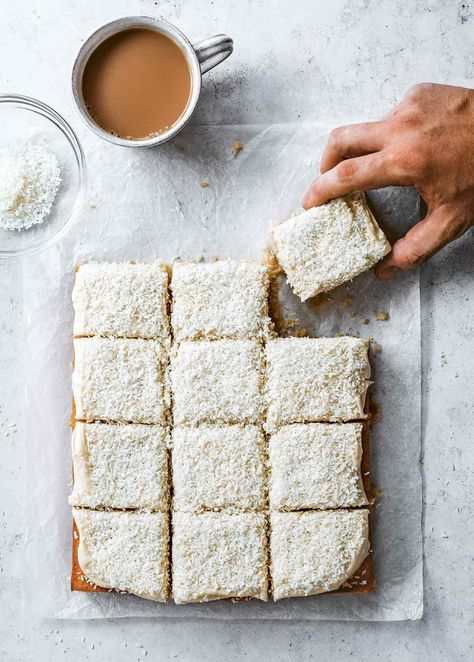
[377,266,401,281]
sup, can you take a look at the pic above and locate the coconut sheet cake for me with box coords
[70,258,376,604]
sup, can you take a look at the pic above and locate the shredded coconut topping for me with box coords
[271,193,390,301]
[73,509,169,601]
[269,423,368,510]
[73,337,169,424]
[0,142,61,231]
[69,423,169,510]
[172,511,268,604]
[172,425,266,513]
[73,262,170,340]
[171,340,265,425]
[265,336,370,431]
[270,509,369,599]
[171,260,273,342]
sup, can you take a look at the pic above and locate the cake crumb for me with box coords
[295,327,308,337]
[309,293,333,310]
[89,202,97,209]
[369,339,382,354]
[375,311,389,321]
[359,318,369,325]
[199,181,209,189]
[231,140,243,157]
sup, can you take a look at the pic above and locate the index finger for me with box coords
[320,121,386,173]
[302,151,411,208]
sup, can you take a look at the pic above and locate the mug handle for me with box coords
[193,34,233,74]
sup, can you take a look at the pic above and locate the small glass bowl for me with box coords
[0,95,86,259]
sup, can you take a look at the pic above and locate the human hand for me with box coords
[302,83,474,280]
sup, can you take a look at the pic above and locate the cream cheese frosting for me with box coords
[268,422,368,510]
[270,509,370,599]
[265,336,371,431]
[170,339,265,426]
[172,511,268,604]
[69,423,169,510]
[73,508,170,601]
[172,424,266,513]
[73,261,170,341]
[73,337,169,424]
[171,260,273,342]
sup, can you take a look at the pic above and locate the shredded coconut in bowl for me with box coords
[0,142,61,231]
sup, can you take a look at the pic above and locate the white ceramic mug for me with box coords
[72,16,233,147]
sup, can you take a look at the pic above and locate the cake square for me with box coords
[69,423,169,510]
[73,261,170,340]
[265,336,370,431]
[73,337,168,424]
[171,340,265,425]
[72,509,169,602]
[172,511,268,603]
[172,425,266,512]
[270,509,370,599]
[271,193,390,301]
[171,260,272,341]
[269,423,368,510]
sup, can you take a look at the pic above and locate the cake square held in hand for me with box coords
[172,511,268,604]
[268,422,368,510]
[171,339,265,425]
[72,509,170,602]
[270,509,370,600]
[73,262,170,340]
[271,193,390,301]
[69,423,169,510]
[265,336,370,431]
[172,425,266,513]
[73,337,169,424]
[171,260,272,342]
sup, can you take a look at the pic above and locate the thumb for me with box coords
[376,207,460,280]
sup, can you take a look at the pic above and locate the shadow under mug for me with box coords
[72,16,233,147]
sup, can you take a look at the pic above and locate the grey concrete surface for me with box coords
[1,1,473,660]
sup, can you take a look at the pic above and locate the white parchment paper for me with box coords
[21,123,422,620]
